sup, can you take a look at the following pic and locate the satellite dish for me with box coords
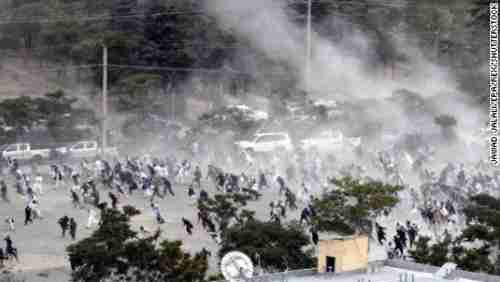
[220,251,254,282]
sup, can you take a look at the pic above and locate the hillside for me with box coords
[0,57,58,98]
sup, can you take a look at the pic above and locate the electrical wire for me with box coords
[13,64,102,73]
[0,0,409,24]
[107,64,250,75]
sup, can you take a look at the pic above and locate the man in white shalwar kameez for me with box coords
[29,198,42,219]
[5,216,15,231]
[86,208,98,229]
[33,173,43,195]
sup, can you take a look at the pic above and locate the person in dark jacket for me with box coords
[199,189,209,202]
[188,185,196,198]
[396,223,407,248]
[109,192,118,209]
[24,205,33,225]
[376,223,386,245]
[258,172,268,190]
[4,236,18,262]
[300,207,311,224]
[182,217,194,235]
[276,176,286,195]
[393,235,404,258]
[162,177,174,197]
[408,224,418,248]
[91,188,100,207]
[310,227,319,245]
[0,247,4,267]
[69,218,77,240]
[128,179,138,195]
[58,215,70,237]
[1,180,8,202]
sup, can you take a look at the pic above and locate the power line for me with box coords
[0,62,286,77]
[0,13,146,24]
[0,6,299,24]
[107,64,293,77]
[0,43,248,58]
[47,64,100,71]
[0,10,210,24]
[0,25,442,59]
[292,0,407,9]
[21,64,101,73]
[108,64,247,75]
[0,11,309,25]
[0,63,240,75]
[0,0,409,24]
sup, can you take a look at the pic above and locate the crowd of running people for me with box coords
[0,139,494,268]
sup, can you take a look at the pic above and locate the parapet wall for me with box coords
[385,259,500,282]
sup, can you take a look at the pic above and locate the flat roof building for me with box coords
[317,235,369,274]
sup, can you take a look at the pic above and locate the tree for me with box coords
[197,193,257,234]
[139,2,232,79]
[0,96,39,131]
[198,105,268,133]
[113,73,162,113]
[460,194,500,274]
[0,89,92,142]
[103,0,144,86]
[409,236,451,266]
[139,3,194,86]
[451,244,494,274]
[434,114,457,141]
[137,0,236,112]
[409,194,500,274]
[67,208,208,282]
[2,1,48,50]
[414,1,473,60]
[39,15,83,65]
[389,89,429,117]
[219,220,314,272]
[36,90,76,117]
[312,177,402,235]
[409,234,495,274]
[34,90,90,141]
[0,272,26,282]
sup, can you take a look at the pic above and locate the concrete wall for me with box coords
[385,260,441,274]
[317,236,369,273]
[211,268,316,282]
[385,259,500,282]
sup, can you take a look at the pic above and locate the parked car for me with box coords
[235,132,293,153]
[300,130,361,152]
[1,143,67,162]
[67,141,118,159]
[1,140,118,163]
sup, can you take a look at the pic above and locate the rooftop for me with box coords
[237,260,500,282]
[286,267,476,282]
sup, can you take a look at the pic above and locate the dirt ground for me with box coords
[0,171,304,282]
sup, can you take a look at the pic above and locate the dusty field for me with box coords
[0,172,305,282]
[0,160,434,282]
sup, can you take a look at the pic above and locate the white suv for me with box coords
[235,132,293,153]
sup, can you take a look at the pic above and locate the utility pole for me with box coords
[305,0,312,94]
[171,92,175,120]
[102,45,108,154]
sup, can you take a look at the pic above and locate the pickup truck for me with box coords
[235,132,294,153]
[66,141,119,159]
[1,143,67,162]
[1,141,119,163]
[300,130,361,152]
